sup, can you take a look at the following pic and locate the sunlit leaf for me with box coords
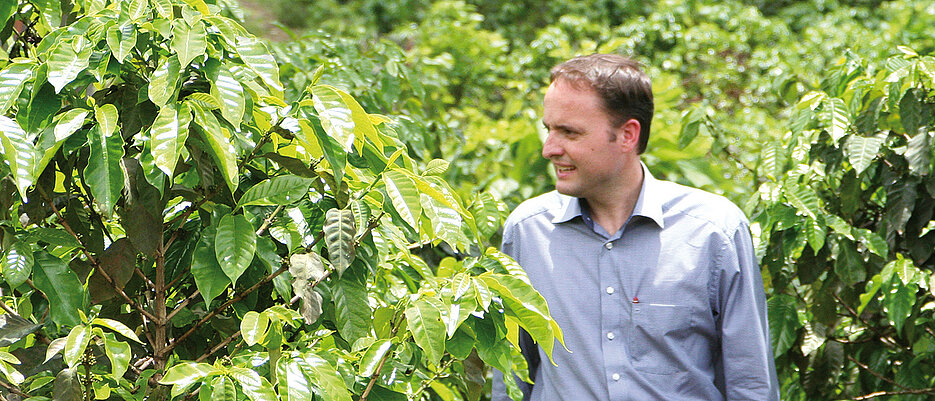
[235,36,283,96]
[215,213,257,286]
[62,325,91,368]
[241,311,270,346]
[406,297,446,366]
[2,241,33,288]
[151,102,192,177]
[161,362,216,397]
[171,19,207,68]
[324,208,356,276]
[213,66,246,127]
[190,102,239,193]
[298,353,352,401]
[0,116,39,200]
[149,55,181,107]
[383,170,421,229]
[238,175,313,208]
[47,38,91,93]
[84,125,125,216]
[229,366,277,401]
[102,333,131,379]
[0,63,33,115]
[844,133,884,174]
[358,339,392,377]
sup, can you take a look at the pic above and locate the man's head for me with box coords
[549,54,653,154]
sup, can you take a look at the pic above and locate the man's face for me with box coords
[541,79,633,200]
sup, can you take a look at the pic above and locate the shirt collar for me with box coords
[551,162,665,229]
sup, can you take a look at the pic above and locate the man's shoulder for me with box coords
[656,180,749,231]
[504,190,568,228]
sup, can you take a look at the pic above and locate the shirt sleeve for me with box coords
[715,221,780,401]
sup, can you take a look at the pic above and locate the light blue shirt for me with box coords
[492,164,779,401]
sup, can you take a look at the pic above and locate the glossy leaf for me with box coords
[480,272,559,361]
[823,97,850,142]
[886,282,916,333]
[844,134,884,174]
[312,85,358,152]
[905,128,932,175]
[149,55,181,107]
[106,23,137,63]
[332,271,371,341]
[0,63,33,114]
[0,116,39,200]
[324,208,356,276]
[406,297,446,366]
[241,311,270,346]
[32,251,84,327]
[238,175,313,208]
[235,36,283,96]
[383,169,421,229]
[171,19,207,68]
[229,366,277,401]
[191,227,230,306]
[47,38,91,93]
[212,376,237,401]
[103,333,131,379]
[213,66,246,127]
[2,241,33,288]
[161,362,216,397]
[62,325,91,368]
[94,104,119,137]
[277,358,312,401]
[53,369,82,401]
[84,125,125,216]
[784,183,820,220]
[215,213,257,286]
[91,318,143,344]
[358,339,392,377]
[300,352,353,401]
[190,103,239,192]
[151,102,192,177]
[768,294,800,356]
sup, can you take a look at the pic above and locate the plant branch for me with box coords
[256,205,285,236]
[0,378,28,398]
[38,187,158,322]
[846,354,908,390]
[166,289,202,323]
[412,356,457,399]
[853,387,935,400]
[195,330,242,362]
[359,345,394,401]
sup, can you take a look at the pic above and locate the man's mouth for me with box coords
[555,164,575,174]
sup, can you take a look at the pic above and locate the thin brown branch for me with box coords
[846,354,907,390]
[0,378,29,398]
[256,205,285,236]
[359,345,394,401]
[195,330,242,362]
[831,292,901,350]
[854,387,935,400]
[134,266,156,290]
[412,356,457,398]
[166,289,202,323]
[37,187,158,322]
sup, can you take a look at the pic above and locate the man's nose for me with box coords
[542,134,562,159]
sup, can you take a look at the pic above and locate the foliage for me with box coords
[0,0,562,399]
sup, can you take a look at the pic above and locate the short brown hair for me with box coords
[550,54,654,154]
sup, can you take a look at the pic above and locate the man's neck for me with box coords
[585,163,644,235]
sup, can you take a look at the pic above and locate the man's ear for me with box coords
[616,119,641,153]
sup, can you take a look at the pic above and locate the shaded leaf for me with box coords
[406,297,446,366]
[84,124,125,216]
[103,332,131,379]
[0,314,40,347]
[53,369,82,401]
[768,294,800,356]
[238,175,313,208]
[2,241,33,288]
[33,251,85,327]
[191,227,230,306]
[905,127,932,175]
[0,116,40,200]
[190,103,238,193]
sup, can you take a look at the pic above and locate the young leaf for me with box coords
[215,214,257,287]
[47,38,91,93]
[324,208,356,276]
[171,19,207,68]
[2,241,33,289]
[241,311,270,346]
[213,66,246,128]
[844,134,884,175]
[102,333,131,379]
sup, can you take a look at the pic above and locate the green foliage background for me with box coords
[0,0,934,400]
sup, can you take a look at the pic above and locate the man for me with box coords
[492,54,779,400]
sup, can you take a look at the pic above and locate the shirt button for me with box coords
[604,242,613,250]
[612,373,621,381]
[606,332,615,340]
[606,286,615,294]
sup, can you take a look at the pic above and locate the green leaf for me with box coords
[127,0,149,19]
[359,339,392,377]
[192,227,230,306]
[677,107,704,148]
[91,318,143,344]
[190,103,239,193]
[299,352,353,401]
[235,36,283,96]
[784,183,820,220]
[54,369,82,401]
[95,104,119,137]
[823,97,850,142]
[804,218,826,254]
[33,251,85,327]
[423,159,449,176]
[405,297,446,366]
[171,19,208,68]
[229,367,277,401]
[241,311,270,346]
[149,55,181,107]
[151,102,193,177]
[62,325,91,368]
[102,333,131,379]
[324,208,356,276]
[422,193,467,250]
[277,359,312,401]
[84,125,125,216]
[161,362,216,397]
[151,0,173,18]
[299,118,346,183]
[480,272,560,361]
[332,266,371,341]
[0,116,39,201]
[767,294,800,356]
[106,23,137,63]
[854,228,888,258]
[215,214,257,287]
[384,170,421,229]
[213,66,246,127]
[0,314,40,347]
[313,85,359,152]
[212,376,236,401]
[0,3,14,33]
[2,241,33,288]
[238,175,313,208]
[834,240,865,285]
[894,254,919,285]
[844,134,884,174]
[886,281,916,333]
[47,37,91,93]
[0,63,33,115]
[905,128,932,175]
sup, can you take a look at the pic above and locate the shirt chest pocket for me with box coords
[628,303,694,375]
